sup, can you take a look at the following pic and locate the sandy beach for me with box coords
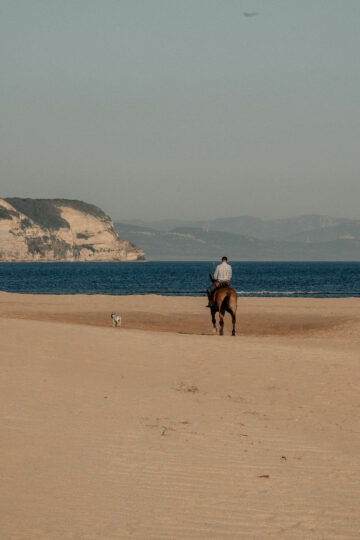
[1,292,360,539]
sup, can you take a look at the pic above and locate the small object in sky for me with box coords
[243,12,259,17]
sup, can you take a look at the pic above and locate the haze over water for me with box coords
[1,1,360,222]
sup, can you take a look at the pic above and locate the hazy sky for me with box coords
[1,0,359,221]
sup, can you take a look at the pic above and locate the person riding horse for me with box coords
[207,256,232,307]
[207,256,237,335]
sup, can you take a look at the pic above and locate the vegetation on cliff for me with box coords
[4,198,110,230]
[5,198,70,230]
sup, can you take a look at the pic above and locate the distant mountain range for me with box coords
[114,215,360,261]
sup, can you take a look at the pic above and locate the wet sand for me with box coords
[1,292,360,539]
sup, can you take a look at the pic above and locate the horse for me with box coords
[208,275,237,336]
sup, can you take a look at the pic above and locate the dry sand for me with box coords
[1,292,360,539]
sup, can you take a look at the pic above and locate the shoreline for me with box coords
[1,292,360,337]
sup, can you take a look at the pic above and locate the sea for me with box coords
[0,261,360,297]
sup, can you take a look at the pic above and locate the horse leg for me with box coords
[226,306,236,336]
[219,307,225,336]
[231,312,236,336]
[211,306,217,334]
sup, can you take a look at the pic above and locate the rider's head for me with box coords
[221,256,228,262]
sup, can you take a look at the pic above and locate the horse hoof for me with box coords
[212,328,217,334]
[232,331,236,336]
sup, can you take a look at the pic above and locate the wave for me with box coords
[235,290,359,296]
[110,290,360,298]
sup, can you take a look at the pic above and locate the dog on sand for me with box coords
[111,313,122,327]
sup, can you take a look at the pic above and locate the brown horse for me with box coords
[208,277,237,336]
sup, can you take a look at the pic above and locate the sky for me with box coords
[1,0,359,221]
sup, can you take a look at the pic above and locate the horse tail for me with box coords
[226,289,237,316]
[220,289,231,311]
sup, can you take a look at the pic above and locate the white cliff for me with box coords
[0,198,145,262]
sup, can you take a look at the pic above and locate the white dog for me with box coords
[111,313,122,327]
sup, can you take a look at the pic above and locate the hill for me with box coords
[115,215,360,260]
[0,198,145,262]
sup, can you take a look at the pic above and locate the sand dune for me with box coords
[1,293,360,539]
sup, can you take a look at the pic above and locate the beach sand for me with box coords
[1,292,360,539]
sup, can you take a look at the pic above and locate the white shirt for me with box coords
[214,262,232,282]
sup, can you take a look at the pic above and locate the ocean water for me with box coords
[0,261,360,297]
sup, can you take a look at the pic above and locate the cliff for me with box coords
[0,198,145,262]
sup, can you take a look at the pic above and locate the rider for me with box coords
[207,256,233,307]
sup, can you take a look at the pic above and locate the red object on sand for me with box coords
[258,475,270,478]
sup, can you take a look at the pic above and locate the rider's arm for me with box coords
[228,265,232,280]
[214,265,219,280]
